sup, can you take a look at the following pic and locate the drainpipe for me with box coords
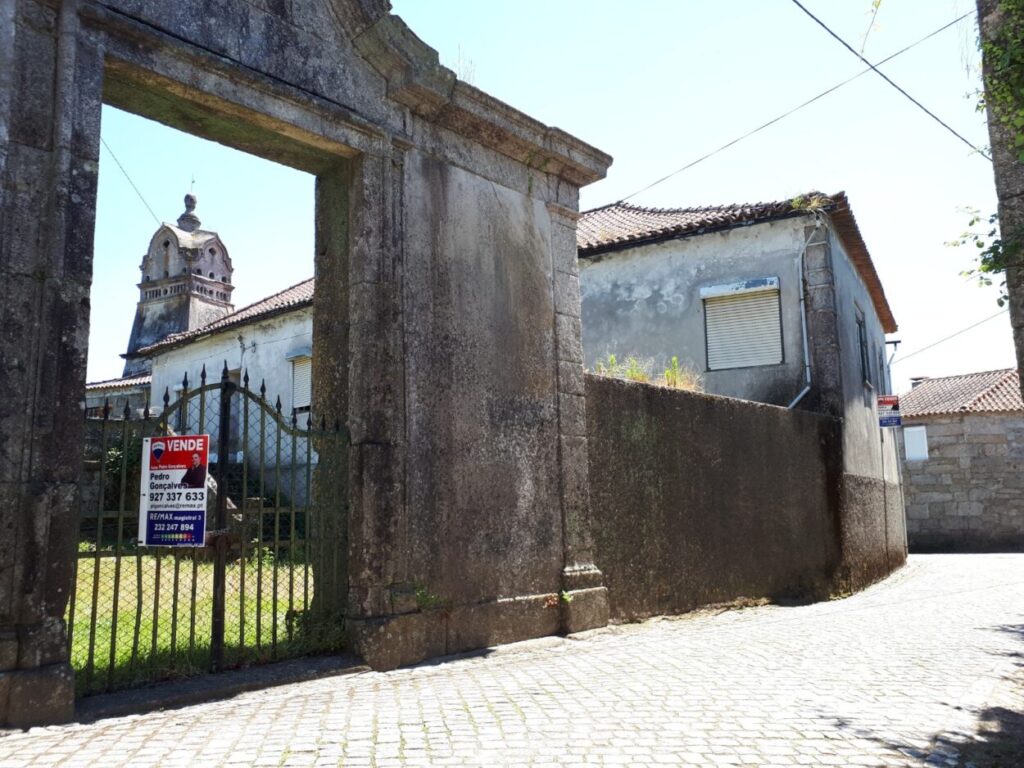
[788,213,826,409]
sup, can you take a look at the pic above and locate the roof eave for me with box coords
[577,208,818,260]
[137,299,313,357]
[826,193,898,334]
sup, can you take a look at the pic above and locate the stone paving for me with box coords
[2,554,1023,767]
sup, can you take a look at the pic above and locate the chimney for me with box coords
[910,376,929,389]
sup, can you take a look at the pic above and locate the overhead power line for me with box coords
[789,0,990,160]
[100,136,161,226]
[620,10,975,202]
[890,309,1009,365]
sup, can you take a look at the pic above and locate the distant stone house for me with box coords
[898,369,1024,551]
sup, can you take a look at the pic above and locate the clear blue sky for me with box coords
[89,0,1012,394]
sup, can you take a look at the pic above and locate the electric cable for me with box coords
[789,0,989,160]
[620,10,976,202]
[892,309,1011,364]
[100,136,161,226]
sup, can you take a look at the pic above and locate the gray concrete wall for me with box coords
[586,374,843,621]
[825,227,906,586]
[579,219,810,406]
[900,413,1024,551]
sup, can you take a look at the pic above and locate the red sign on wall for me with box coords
[877,395,901,428]
[139,435,209,546]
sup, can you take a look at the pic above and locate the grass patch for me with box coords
[67,548,341,697]
[593,353,704,392]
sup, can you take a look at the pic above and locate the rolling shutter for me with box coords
[705,290,782,370]
[292,357,312,410]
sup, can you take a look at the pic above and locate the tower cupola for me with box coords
[121,195,236,375]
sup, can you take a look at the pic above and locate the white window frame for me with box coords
[904,425,929,461]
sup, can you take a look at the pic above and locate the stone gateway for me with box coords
[0,0,611,727]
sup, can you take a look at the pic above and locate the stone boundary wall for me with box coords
[586,375,845,621]
[901,413,1024,551]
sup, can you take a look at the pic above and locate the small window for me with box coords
[702,280,782,371]
[904,425,928,461]
[292,357,312,412]
[856,313,871,387]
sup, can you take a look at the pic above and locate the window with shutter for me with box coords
[292,357,312,412]
[703,289,783,371]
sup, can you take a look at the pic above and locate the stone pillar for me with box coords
[0,0,103,727]
[310,162,352,629]
[339,145,410,664]
[800,224,843,418]
[548,203,609,633]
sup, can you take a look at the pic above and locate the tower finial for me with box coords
[177,193,200,232]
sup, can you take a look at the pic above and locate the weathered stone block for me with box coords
[346,612,445,672]
[553,270,580,318]
[906,505,929,520]
[16,617,67,669]
[555,313,583,363]
[558,393,586,438]
[559,435,592,544]
[446,595,560,654]
[3,663,74,728]
[557,360,585,397]
[9,24,55,151]
[921,421,964,437]
[0,629,17,672]
[550,220,579,277]
[805,284,836,312]
[914,491,954,504]
[804,265,833,287]
[560,586,609,635]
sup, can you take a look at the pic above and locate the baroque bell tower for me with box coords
[122,194,235,375]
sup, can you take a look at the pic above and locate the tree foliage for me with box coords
[962,1,1024,300]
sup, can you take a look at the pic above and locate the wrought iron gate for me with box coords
[70,366,347,697]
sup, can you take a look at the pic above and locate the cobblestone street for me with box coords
[2,554,1022,767]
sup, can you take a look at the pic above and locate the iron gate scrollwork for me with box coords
[70,365,347,697]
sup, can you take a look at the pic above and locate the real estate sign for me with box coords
[877,395,901,428]
[139,434,210,547]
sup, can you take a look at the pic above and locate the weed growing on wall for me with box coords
[661,356,704,391]
[593,353,704,392]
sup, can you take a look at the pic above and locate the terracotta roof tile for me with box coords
[85,373,153,391]
[577,191,896,333]
[137,277,314,356]
[577,197,814,252]
[900,368,1022,417]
